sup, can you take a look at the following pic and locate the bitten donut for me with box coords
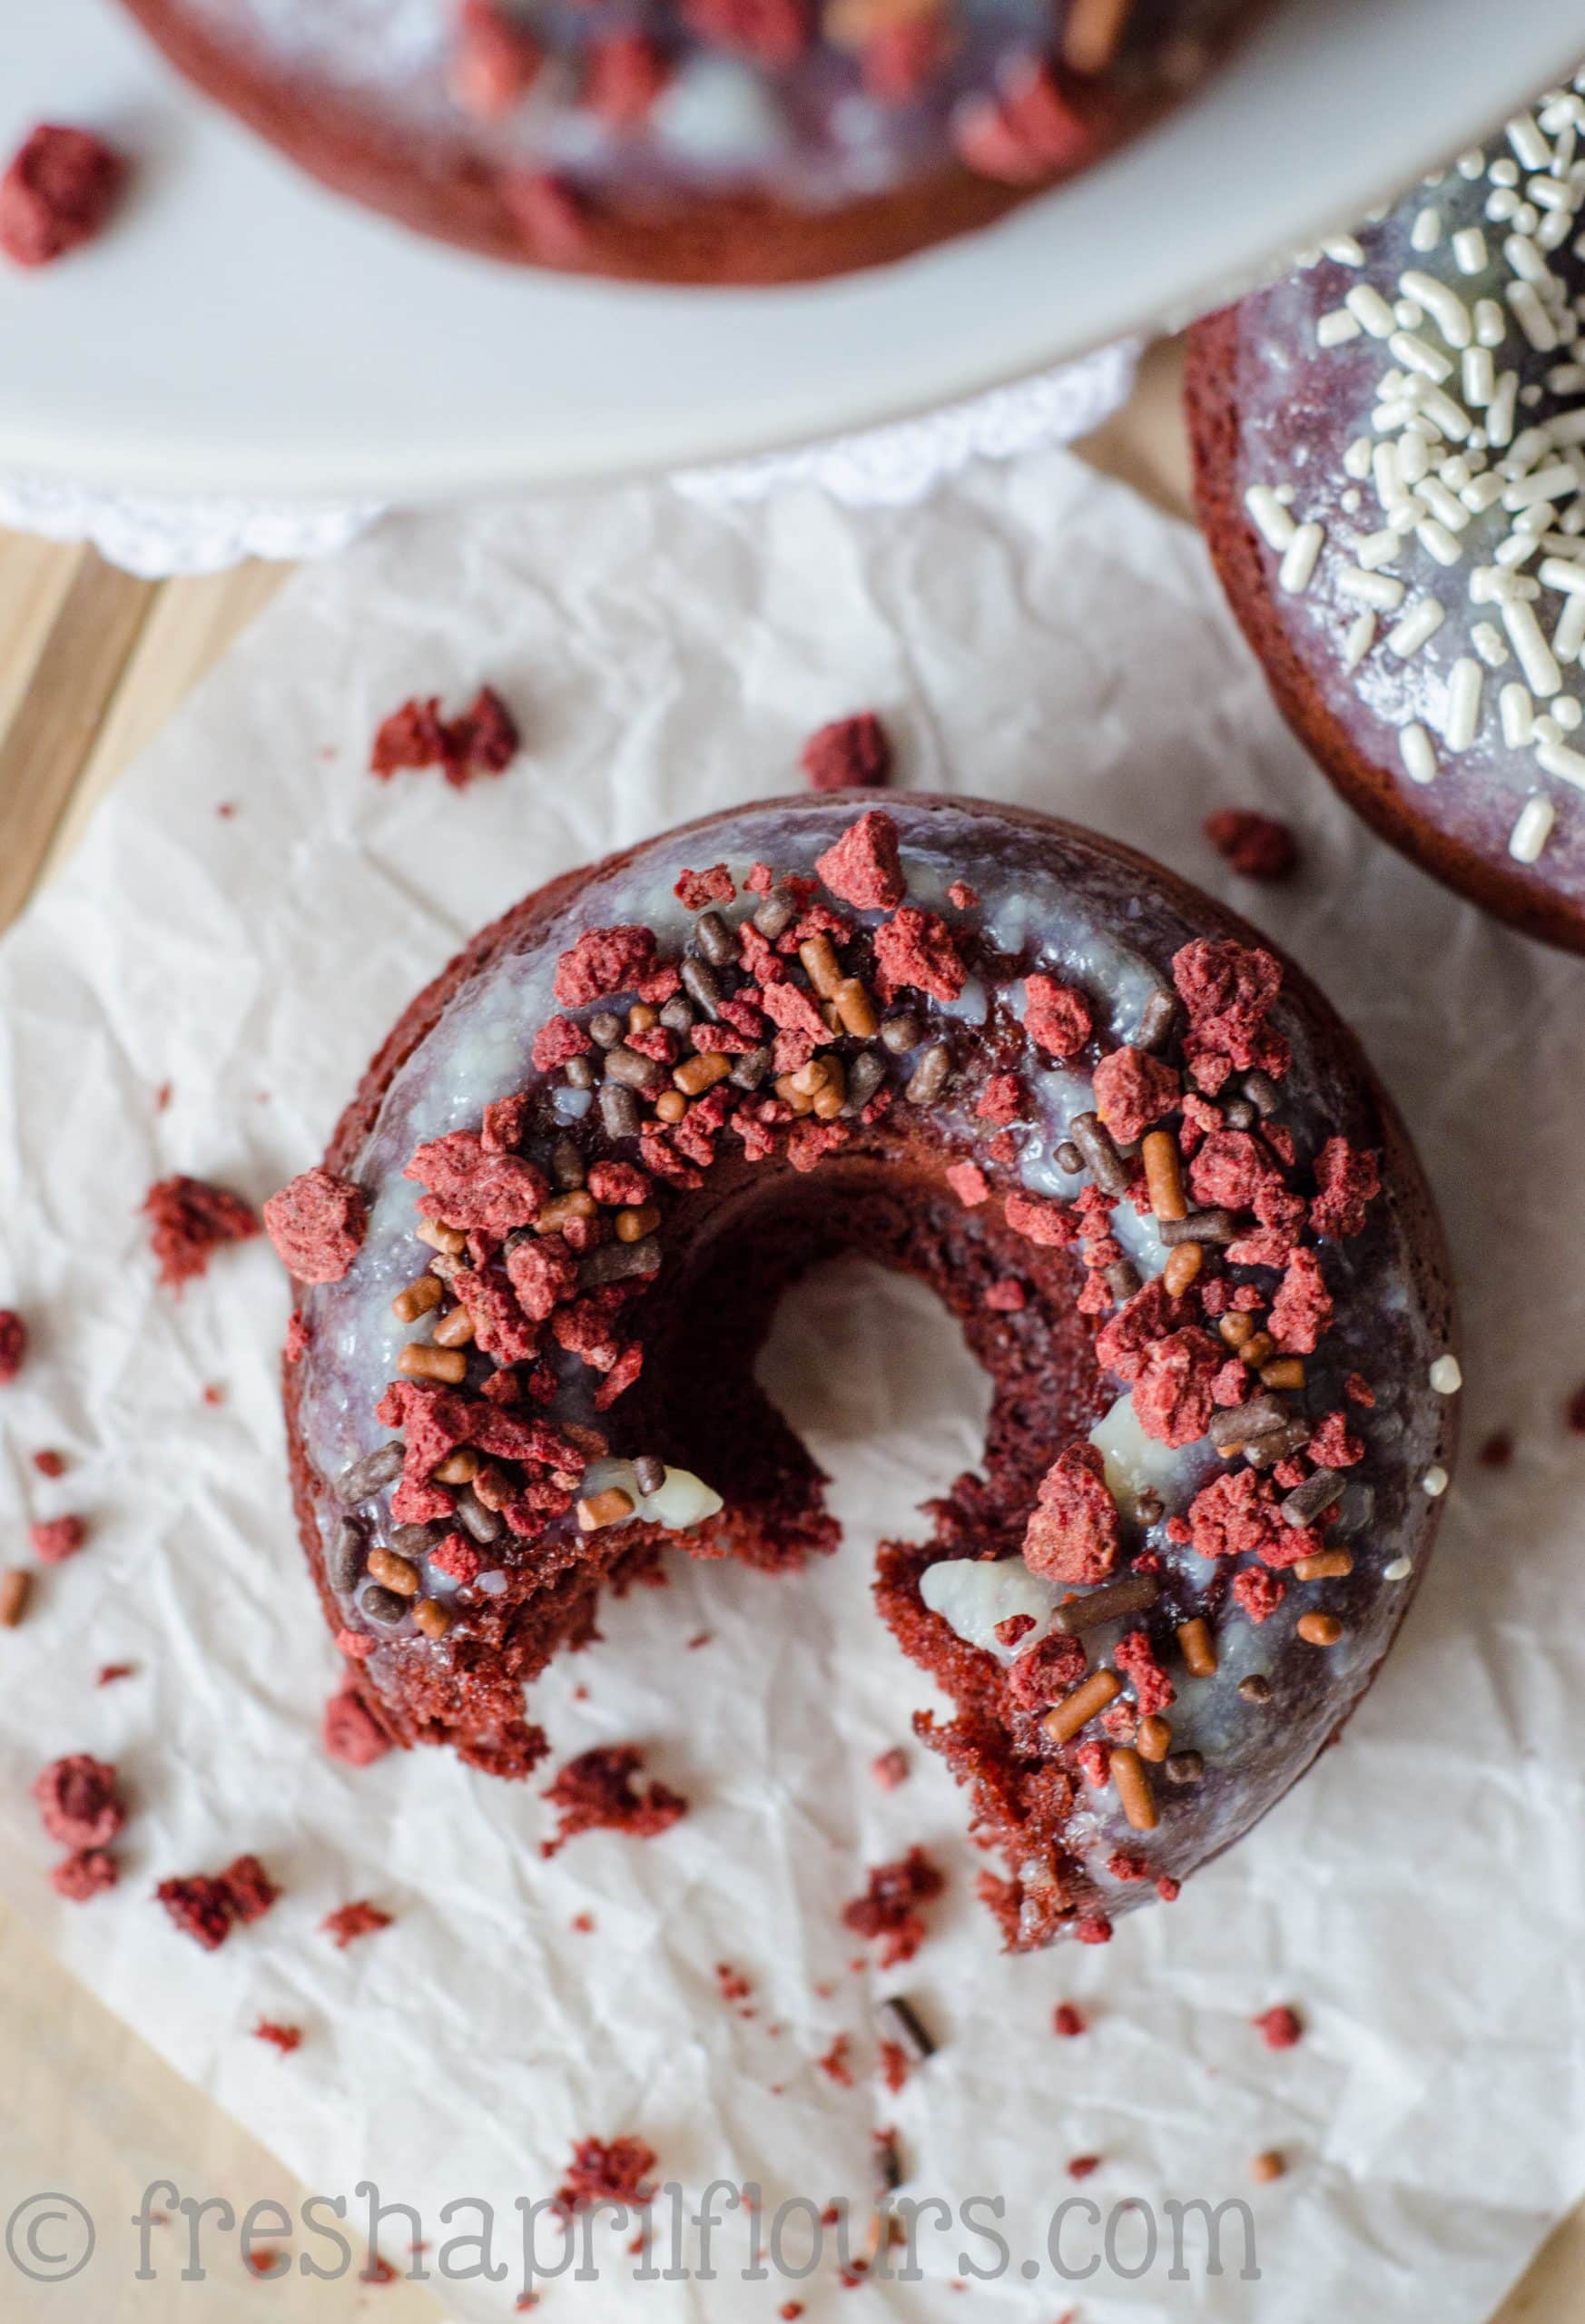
[1188,70,1585,951]
[270,793,1456,1949]
[117,0,1263,284]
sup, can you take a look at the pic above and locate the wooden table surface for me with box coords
[0,341,1577,2320]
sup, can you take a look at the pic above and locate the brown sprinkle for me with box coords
[1141,1129,1187,1222]
[0,1568,32,1629]
[632,1454,666,1495]
[1219,1312,1255,1350]
[654,1089,687,1123]
[471,1464,513,1513]
[416,1218,466,1256]
[832,977,878,1038]
[1042,1667,1121,1745]
[1137,1714,1173,1763]
[674,1052,732,1098]
[1260,1357,1305,1390]
[774,1071,815,1116]
[798,935,843,997]
[615,1204,661,1243]
[434,1449,481,1485]
[1238,1674,1273,1706]
[1110,1746,1157,1833]
[812,1061,847,1121]
[413,1597,451,1641]
[1296,1612,1344,1647]
[1238,1331,1276,1370]
[1249,2151,1285,2185]
[881,1012,921,1053]
[391,1274,444,1324]
[577,1487,636,1531]
[537,1190,596,1235]
[1177,1617,1217,1679]
[1162,1242,1203,1297]
[878,1993,937,2062]
[1293,1549,1354,1582]
[1049,1571,1161,1636]
[431,1305,477,1349]
[398,1343,468,1384]
[627,1002,658,1035]
[367,1546,420,1596]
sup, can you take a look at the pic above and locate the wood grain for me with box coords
[0,364,1576,2319]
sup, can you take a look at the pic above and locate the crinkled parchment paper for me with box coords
[1,453,1582,2323]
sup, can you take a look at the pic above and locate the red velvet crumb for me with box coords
[540,1745,688,1857]
[369,686,519,789]
[871,1747,909,1791]
[0,1309,25,1384]
[1053,2003,1086,2038]
[673,863,735,910]
[1022,1443,1119,1585]
[802,712,892,792]
[553,2136,657,2214]
[322,1900,392,1949]
[322,1687,393,1768]
[0,125,125,268]
[1205,809,1298,882]
[841,1846,943,1968]
[1254,2004,1303,2050]
[143,1177,261,1292]
[254,2020,303,2053]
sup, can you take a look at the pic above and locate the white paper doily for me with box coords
[0,343,1137,576]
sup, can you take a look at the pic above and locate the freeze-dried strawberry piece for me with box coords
[33,1754,124,1850]
[946,1161,988,1207]
[842,1846,944,1969]
[145,1176,261,1292]
[506,1235,579,1320]
[1004,1630,1088,1709]
[1172,938,1289,1080]
[532,1016,592,1074]
[405,1132,549,1235]
[1092,1048,1180,1145]
[1094,1280,1195,1383]
[452,1266,540,1363]
[1309,1138,1381,1239]
[1113,1628,1174,1716]
[262,1167,366,1284]
[1232,1566,1285,1625]
[1022,1444,1118,1584]
[1003,1191,1080,1247]
[1269,1248,1333,1354]
[323,1687,393,1768]
[1023,975,1091,1059]
[541,1746,688,1857]
[554,2136,658,2214]
[802,712,891,792]
[872,907,967,1004]
[1131,1328,1222,1447]
[672,862,734,910]
[553,926,658,1007]
[0,125,124,268]
[814,809,905,912]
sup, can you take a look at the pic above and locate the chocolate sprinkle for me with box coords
[906,1042,950,1104]
[1157,1207,1239,1246]
[693,910,737,968]
[1069,1111,1128,1197]
[1049,1571,1162,1636]
[337,1442,406,1504]
[1281,1467,1346,1527]
[599,1082,641,1139]
[1136,990,1179,1052]
[877,1994,937,2063]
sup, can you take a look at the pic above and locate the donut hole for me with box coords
[632,1157,1106,1577]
